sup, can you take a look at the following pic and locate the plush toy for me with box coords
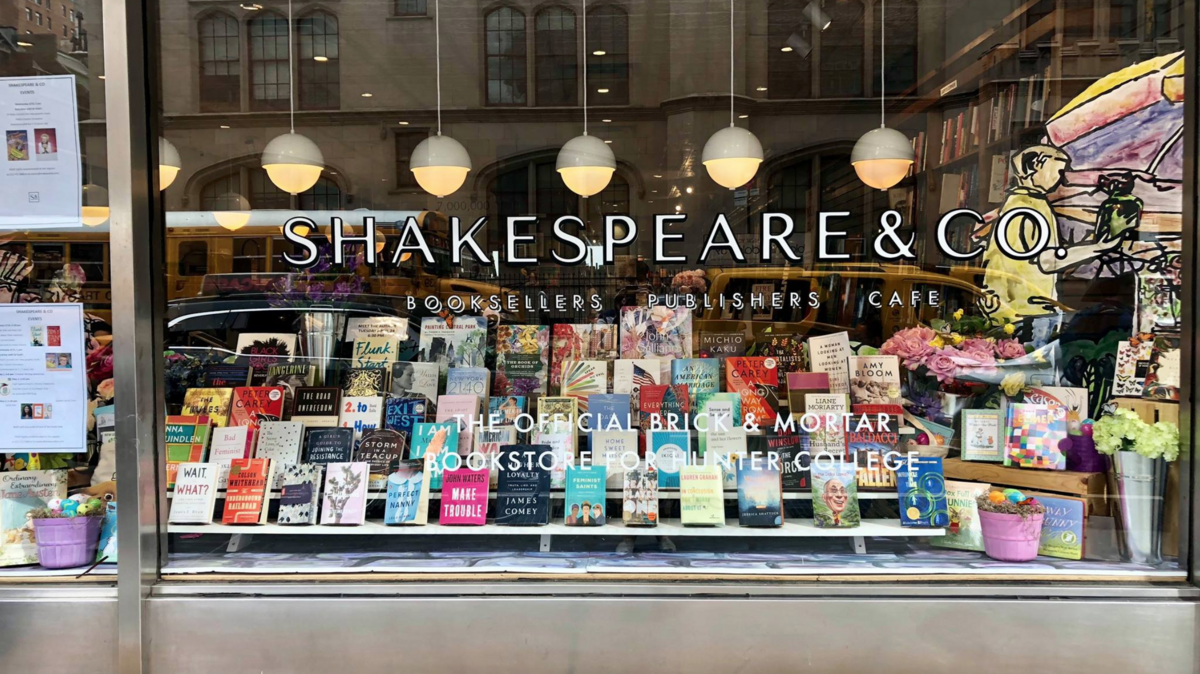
[80,480,117,502]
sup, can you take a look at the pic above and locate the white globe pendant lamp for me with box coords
[411,0,471,197]
[557,0,615,197]
[702,0,763,190]
[159,137,181,190]
[81,184,109,227]
[212,193,251,231]
[261,0,325,195]
[851,0,913,190]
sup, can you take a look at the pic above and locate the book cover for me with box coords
[356,428,406,490]
[753,333,805,379]
[489,395,528,428]
[588,393,631,432]
[895,457,949,527]
[495,324,550,396]
[1005,403,1067,470]
[679,465,724,526]
[97,503,118,563]
[338,396,384,448]
[1032,493,1086,560]
[346,316,409,344]
[670,358,720,395]
[341,368,388,398]
[1143,334,1181,401]
[209,425,254,487]
[766,432,810,491]
[230,386,286,444]
[165,415,212,489]
[383,397,427,449]
[263,363,315,400]
[564,465,607,526]
[811,460,860,528]
[0,470,67,566]
[410,421,459,490]
[495,445,552,526]
[1025,386,1089,432]
[168,463,219,525]
[236,333,298,385]
[698,331,746,358]
[276,463,324,525]
[807,332,851,394]
[786,373,830,413]
[254,420,305,488]
[932,480,990,551]
[1113,339,1154,397]
[418,315,488,374]
[848,355,902,407]
[390,361,441,406]
[352,335,400,369]
[695,392,741,455]
[473,426,516,486]
[550,324,618,390]
[291,387,341,427]
[440,466,489,525]
[560,360,608,425]
[221,458,276,525]
[202,365,252,388]
[845,415,900,491]
[805,393,849,456]
[736,458,783,527]
[622,463,658,526]
[960,409,1004,462]
[706,427,747,489]
[436,394,481,456]
[590,429,638,488]
[320,462,369,525]
[304,427,356,465]
[1134,269,1182,334]
[532,428,575,489]
[619,306,693,360]
[181,387,234,427]
[648,429,689,489]
[613,358,662,417]
[446,367,491,400]
[726,356,779,426]
[537,396,578,433]
[385,457,433,525]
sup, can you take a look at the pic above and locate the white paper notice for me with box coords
[0,303,89,452]
[0,75,82,229]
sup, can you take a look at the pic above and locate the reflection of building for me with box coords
[0,0,84,52]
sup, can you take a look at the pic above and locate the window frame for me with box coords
[484,5,529,107]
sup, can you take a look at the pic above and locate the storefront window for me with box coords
[155,0,1192,585]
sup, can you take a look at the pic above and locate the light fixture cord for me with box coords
[582,0,588,135]
[436,0,442,135]
[880,0,885,128]
[288,0,295,133]
[729,0,734,127]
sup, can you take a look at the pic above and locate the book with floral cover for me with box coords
[619,306,693,360]
[495,324,550,396]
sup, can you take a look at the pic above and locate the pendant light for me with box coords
[262,0,325,195]
[411,0,472,197]
[212,193,251,231]
[557,0,615,197]
[851,0,913,190]
[81,184,109,227]
[159,137,181,190]
[701,0,763,190]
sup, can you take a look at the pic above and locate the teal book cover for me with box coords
[564,465,607,526]
[649,429,689,489]
[409,421,459,490]
[811,461,860,528]
[895,457,949,528]
[1035,494,1086,560]
[670,359,720,395]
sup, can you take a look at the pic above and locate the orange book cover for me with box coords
[221,458,274,525]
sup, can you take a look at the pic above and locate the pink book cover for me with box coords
[439,467,490,525]
[436,394,480,455]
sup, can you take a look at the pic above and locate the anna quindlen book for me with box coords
[845,414,900,491]
[182,387,234,427]
[165,415,212,489]
[931,480,990,551]
[619,306,693,360]
[550,324,617,391]
[168,463,220,525]
[622,463,659,527]
[0,470,67,566]
[320,462,370,526]
[410,421,459,490]
[276,463,324,525]
[390,361,441,408]
[495,445,552,526]
[560,360,608,426]
[440,467,490,525]
[385,457,433,526]
[446,367,491,400]
[221,458,277,525]
[680,465,724,526]
[811,460,861,528]
[648,429,689,489]
[356,428,406,491]
[895,457,949,528]
[495,324,550,396]
[418,315,488,374]
[736,458,783,527]
[726,356,779,426]
[564,465,607,526]
[291,387,341,428]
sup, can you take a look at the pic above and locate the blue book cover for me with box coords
[564,465,607,526]
[895,456,949,528]
[588,393,631,432]
[736,459,783,526]
[384,396,427,444]
[1035,494,1086,560]
[648,429,689,489]
[409,421,459,490]
[489,395,529,442]
[670,358,720,395]
[384,458,429,525]
[446,367,491,398]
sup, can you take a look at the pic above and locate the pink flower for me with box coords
[880,327,936,369]
[924,349,958,383]
[960,338,993,357]
[994,338,1027,360]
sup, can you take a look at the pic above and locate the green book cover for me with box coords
[931,480,989,551]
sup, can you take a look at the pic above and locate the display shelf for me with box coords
[167,489,902,501]
[943,458,1108,514]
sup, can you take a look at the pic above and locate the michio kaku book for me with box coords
[440,467,489,525]
[932,480,990,551]
[811,460,860,528]
[895,457,949,528]
[495,445,553,526]
[0,470,67,566]
[495,324,550,396]
[276,464,324,525]
[291,387,341,428]
[221,458,277,525]
[680,465,724,526]
[564,465,607,526]
[619,306,693,360]
[321,462,370,526]
[726,356,779,426]
[622,463,659,526]
[736,459,783,527]
[181,387,234,427]
[168,463,219,525]
[1032,493,1087,560]
[1005,403,1067,470]
[385,457,433,526]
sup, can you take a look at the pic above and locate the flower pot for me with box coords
[978,509,1044,562]
[32,516,102,569]
[1109,450,1166,564]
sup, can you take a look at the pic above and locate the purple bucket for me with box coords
[979,510,1044,562]
[32,516,102,569]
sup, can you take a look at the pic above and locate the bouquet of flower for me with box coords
[1092,408,1180,462]
[269,243,366,308]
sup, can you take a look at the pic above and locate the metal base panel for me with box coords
[0,589,117,673]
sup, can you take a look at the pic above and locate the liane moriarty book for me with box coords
[619,306,693,359]
[726,357,779,426]
[495,324,550,396]
[495,445,552,526]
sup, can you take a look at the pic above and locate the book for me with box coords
[622,463,659,526]
[409,421,459,490]
[679,465,724,526]
[0,470,67,566]
[165,415,212,489]
[588,393,631,433]
[495,324,550,396]
[254,420,305,488]
[1005,403,1067,470]
[648,429,689,489]
[537,396,578,433]
[495,445,552,526]
[235,333,298,385]
[805,393,849,456]
[1134,269,1182,334]
[811,460,860,528]
[304,427,356,465]
[202,365,252,388]
[785,373,830,413]
[766,432,811,491]
[551,324,618,390]
[356,429,406,490]
[338,395,384,448]
[845,414,900,491]
[670,358,720,395]
[619,306,693,360]
[959,409,1004,462]
[263,363,315,401]
[726,356,779,426]
[1143,333,1181,401]
[753,333,805,379]
[847,355,902,407]
[474,426,517,486]
[352,335,400,370]
[276,464,324,525]
[291,387,341,427]
[229,386,286,447]
[208,425,254,487]
[695,392,741,455]
[698,331,747,358]
[560,360,608,425]
[221,458,276,525]
[346,315,409,343]
[97,503,118,563]
[446,367,491,400]
[341,368,388,398]
[488,395,528,429]
[1025,386,1089,432]
[436,394,481,456]
[736,457,783,527]
[613,358,662,416]
[418,315,488,374]
[706,427,747,489]
[590,429,638,488]
[390,361,441,405]
[181,387,234,426]
[1113,339,1154,397]
[168,463,220,524]
[1032,493,1086,560]
[931,480,990,551]
[639,384,690,432]
[385,457,433,525]
[532,427,575,489]
[895,457,949,527]
[807,332,851,394]
[320,462,370,525]
[383,396,427,451]
[564,465,607,526]
[439,466,489,525]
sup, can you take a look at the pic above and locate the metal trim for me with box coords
[1184,0,1200,588]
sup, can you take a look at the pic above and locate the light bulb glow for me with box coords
[558,166,616,197]
[81,207,109,227]
[263,164,323,195]
[159,165,180,190]
[412,166,470,197]
[700,126,764,189]
[556,134,616,197]
[261,132,325,194]
[852,159,913,190]
[81,184,109,227]
[214,211,251,231]
[703,157,762,189]
[159,137,182,190]
[410,135,472,197]
[850,126,915,190]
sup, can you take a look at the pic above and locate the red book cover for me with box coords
[230,386,287,448]
[726,357,779,426]
[221,458,274,524]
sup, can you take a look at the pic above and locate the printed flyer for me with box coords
[0,303,88,452]
[0,75,82,228]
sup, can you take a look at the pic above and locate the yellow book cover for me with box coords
[679,465,724,526]
[182,387,234,427]
[537,396,577,433]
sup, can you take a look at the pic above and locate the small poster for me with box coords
[0,304,88,452]
[0,75,82,228]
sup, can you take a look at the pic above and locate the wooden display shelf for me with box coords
[943,458,1108,515]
